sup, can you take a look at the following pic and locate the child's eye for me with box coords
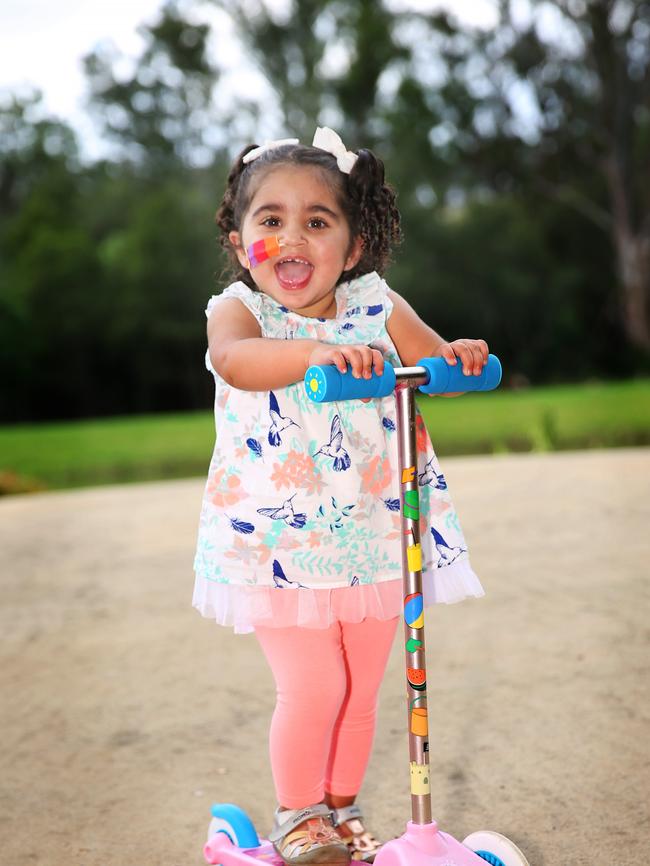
[262,217,281,227]
[308,218,327,229]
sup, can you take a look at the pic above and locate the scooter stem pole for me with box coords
[394,374,432,826]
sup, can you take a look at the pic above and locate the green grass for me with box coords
[417,378,650,455]
[0,412,215,493]
[1,380,649,494]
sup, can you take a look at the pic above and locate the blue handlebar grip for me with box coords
[417,354,502,394]
[305,363,397,402]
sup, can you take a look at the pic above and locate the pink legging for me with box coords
[255,617,399,809]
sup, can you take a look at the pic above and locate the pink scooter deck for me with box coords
[374,821,489,865]
[204,834,283,865]
[206,823,500,866]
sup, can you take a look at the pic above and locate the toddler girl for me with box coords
[193,127,489,865]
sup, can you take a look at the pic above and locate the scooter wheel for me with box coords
[207,802,260,847]
[462,830,530,866]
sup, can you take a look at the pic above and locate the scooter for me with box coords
[204,354,530,866]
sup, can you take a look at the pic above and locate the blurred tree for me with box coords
[0,92,98,420]
[219,0,408,144]
[0,93,221,421]
[466,0,650,351]
[83,0,222,169]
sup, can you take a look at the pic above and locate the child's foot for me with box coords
[269,804,351,865]
[332,805,382,863]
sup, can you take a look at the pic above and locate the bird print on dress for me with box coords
[313,414,351,471]
[418,457,448,490]
[257,493,307,528]
[272,558,307,589]
[431,527,466,567]
[268,390,299,447]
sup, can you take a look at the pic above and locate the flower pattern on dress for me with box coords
[207,468,248,508]
[358,454,392,497]
[270,450,325,495]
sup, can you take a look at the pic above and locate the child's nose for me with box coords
[281,222,306,246]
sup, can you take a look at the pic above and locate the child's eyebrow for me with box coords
[251,203,284,218]
[251,203,341,220]
[308,204,340,220]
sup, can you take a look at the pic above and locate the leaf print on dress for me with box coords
[268,390,299,446]
[418,457,447,490]
[431,527,466,568]
[335,538,398,584]
[257,493,307,528]
[228,516,255,534]
[272,558,307,589]
[313,414,351,471]
[316,497,356,533]
[246,438,263,460]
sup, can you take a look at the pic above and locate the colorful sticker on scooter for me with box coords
[405,637,422,653]
[401,466,416,484]
[410,762,430,795]
[410,706,428,737]
[407,543,422,572]
[407,667,427,691]
[404,592,424,629]
[403,489,419,520]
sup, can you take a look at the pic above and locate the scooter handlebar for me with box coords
[304,354,501,402]
[304,363,397,402]
[417,354,502,394]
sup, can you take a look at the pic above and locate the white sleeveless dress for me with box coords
[193,271,483,633]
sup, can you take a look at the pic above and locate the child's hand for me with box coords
[430,339,489,397]
[436,339,489,376]
[308,343,385,380]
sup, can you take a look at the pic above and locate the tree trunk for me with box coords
[604,155,650,351]
[614,227,650,349]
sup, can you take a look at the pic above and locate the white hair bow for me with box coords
[312,127,358,174]
[242,138,299,164]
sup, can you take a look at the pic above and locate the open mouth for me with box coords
[274,257,314,290]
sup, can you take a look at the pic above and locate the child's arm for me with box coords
[386,290,488,389]
[209,299,384,391]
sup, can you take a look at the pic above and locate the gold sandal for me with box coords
[269,804,351,865]
[332,805,383,863]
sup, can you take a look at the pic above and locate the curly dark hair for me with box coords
[215,141,401,289]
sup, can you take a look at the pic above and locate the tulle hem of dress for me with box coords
[192,558,484,634]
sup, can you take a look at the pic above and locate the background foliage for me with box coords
[1,0,648,422]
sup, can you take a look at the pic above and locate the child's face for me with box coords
[229,165,362,318]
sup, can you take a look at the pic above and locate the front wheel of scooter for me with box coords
[205,803,260,862]
[462,831,530,866]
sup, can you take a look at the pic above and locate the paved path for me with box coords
[1,449,648,866]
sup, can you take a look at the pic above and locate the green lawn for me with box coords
[1,380,649,494]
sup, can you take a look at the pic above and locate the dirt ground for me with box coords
[1,448,648,866]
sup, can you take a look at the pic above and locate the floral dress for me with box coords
[193,271,483,633]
